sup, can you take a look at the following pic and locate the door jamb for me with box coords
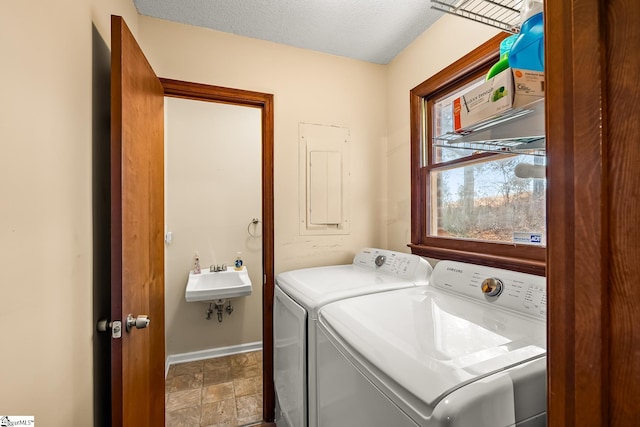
[160,78,275,423]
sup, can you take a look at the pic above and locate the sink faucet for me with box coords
[209,264,227,272]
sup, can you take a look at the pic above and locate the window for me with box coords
[410,34,545,276]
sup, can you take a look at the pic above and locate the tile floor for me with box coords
[165,350,263,427]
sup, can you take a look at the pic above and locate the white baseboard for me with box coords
[165,341,263,378]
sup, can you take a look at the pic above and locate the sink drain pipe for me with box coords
[206,300,234,322]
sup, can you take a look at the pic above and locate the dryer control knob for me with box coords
[481,277,503,297]
[374,255,386,267]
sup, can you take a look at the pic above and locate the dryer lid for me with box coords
[277,265,417,314]
[318,286,546,411]
[276,248,431,315]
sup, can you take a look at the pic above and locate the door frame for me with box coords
[160,78,275,423]
[545,0,640,424]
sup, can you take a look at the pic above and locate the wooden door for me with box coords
[110,15,165,426]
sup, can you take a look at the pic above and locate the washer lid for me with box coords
[318,286,546,412]
[277,265,418,315]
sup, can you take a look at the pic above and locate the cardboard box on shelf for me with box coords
[453,68,544,134]
[512,68,545,106]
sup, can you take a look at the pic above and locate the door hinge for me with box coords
[97,319,122,339]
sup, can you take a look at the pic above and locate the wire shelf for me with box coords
[433,98,546,156]
[433,136,545,156]
[431,0,523,33]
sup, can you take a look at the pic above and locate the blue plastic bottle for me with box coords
[234,252,243,271]
[508,12,544,72]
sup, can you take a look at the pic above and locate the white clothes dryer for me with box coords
[316,260,547,427]
[274,248,432,427]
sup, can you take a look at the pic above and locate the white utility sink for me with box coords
[185,266,252,302]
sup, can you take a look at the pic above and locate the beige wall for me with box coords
[385,14,499,252]
[164,97,263,355]
[138,17,389,275]
[0,0,137,425]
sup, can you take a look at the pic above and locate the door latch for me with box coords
[126,314,150,332]
[97,319,122,339]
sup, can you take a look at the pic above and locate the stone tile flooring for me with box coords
[165,350,263,427]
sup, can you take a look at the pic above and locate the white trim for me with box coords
[165,341,263,377]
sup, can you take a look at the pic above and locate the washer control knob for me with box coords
[481,277,503,297]
[374,255,386,267]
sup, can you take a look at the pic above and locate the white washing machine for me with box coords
[274,248,433,427]
[316,260,547,427]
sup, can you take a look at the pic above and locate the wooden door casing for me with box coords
[111,15,166,426]
[160,78,275,422]
[546,0,640,425]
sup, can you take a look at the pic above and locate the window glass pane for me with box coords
[429,155,546,245]
[432,77,485,164]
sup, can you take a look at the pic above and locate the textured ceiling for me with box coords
[133,0,444,64]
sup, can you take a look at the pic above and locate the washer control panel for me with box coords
[352,248,432,281]
[430,260,546,320]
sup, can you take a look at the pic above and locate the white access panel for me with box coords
[299,122,350,235]
[309,150,342,225]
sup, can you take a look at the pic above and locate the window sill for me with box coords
[408,243,546,277]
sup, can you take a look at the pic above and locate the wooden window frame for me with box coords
[409,33,545,276]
